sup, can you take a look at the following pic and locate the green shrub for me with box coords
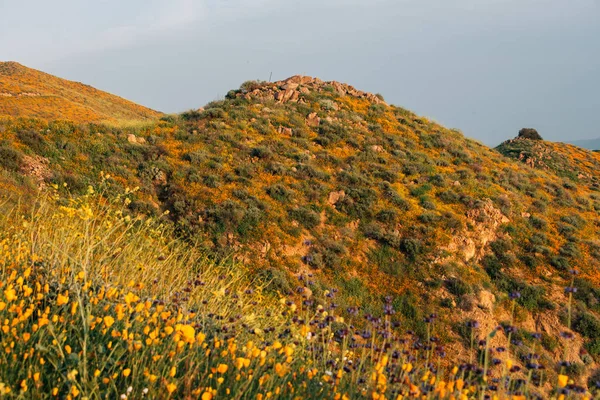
[251,146,273,159]
[266,184,292,202]
[289,207,320,229]
[17,129,47,153]
[399,238,422,262]
[445,277,470,297]
[0,146,23,171]
[573,311,600,339]
[518,128,543,140]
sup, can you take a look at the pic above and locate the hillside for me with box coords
[0,62,161,124]
[1,73,600,397]
[497,135,600,185]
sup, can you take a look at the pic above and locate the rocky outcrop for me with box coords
[20,155,51,188]
[446,200,510,262]
[233,75,387,107]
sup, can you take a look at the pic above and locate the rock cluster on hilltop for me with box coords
[230,75,387,105]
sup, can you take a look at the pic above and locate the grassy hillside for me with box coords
[1,74,600,397]
[0,62,161,124]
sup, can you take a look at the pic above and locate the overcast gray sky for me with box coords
[1,0,599,145]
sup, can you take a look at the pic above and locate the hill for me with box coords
[0,61,161,124]
[1,73,600,397]
[570,138,600,151]
[497,135,600,185]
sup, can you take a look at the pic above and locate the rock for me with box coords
[477,290,496,310]
[280,82,299,91]
[521,212,531,218]
[276,89,298,103]
[332,81,346,95]
[20,155,51,188]
[289,90,300,102]
[261,241,271,255]
[237,75,388,106]
[302,286,313,298]
[306,112,321,127]
[370,145,384,152]
[127,134,146,144]
[277,126,292,136]
[445,199,510,263]
[453,181,461,186]
[284,75,314,85]
[328,190,345,206]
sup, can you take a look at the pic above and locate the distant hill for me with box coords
[0,61,161,124]
[569,138,600,150]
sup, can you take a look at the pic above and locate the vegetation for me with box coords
[0,187,595,398]
[518,128,543,141]
[0,69,600,397]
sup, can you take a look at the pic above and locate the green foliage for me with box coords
[518,128,543,140]
[289,206,320,229]
[445,277,471,297]
[0,145,23,171]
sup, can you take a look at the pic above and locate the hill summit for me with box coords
[0,61,161,124]
[227,75,387,106]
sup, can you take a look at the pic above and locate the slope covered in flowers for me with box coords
[0,185,596,399]
[0,62,161,124]
[1,73,600,395]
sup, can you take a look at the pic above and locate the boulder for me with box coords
[306,112,321,127]
[477,290,496,310]
[328,190,345,206]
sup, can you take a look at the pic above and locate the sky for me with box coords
[1,0,599,145]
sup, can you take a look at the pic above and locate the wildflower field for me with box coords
[1,70,600,399]
[0,184,596,399]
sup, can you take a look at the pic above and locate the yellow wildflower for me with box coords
[557,374,568,388]
[124,292,139,305]
[123,368,131,377]
[57,293,69,306]
[4,286,16,302]
[217,364,228,374]
[103,316,115,328]
[236,357,250,370]
[166,383,177,394]
[175,324,195,344]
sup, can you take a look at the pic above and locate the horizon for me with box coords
[1,1,599,145]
